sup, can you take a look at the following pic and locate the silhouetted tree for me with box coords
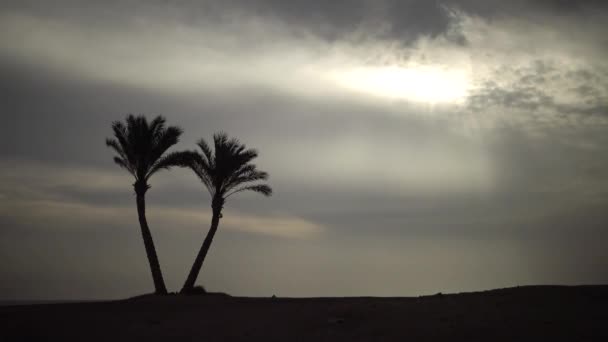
[106,114,189,295]
[181,133,272,293]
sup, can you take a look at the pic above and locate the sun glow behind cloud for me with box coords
[328,65,471,104]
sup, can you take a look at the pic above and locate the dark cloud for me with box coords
[3,0,608,42]
[467,61,608,119]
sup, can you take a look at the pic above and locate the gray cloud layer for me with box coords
[1,0,607,299]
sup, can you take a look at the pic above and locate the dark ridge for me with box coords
[2,285,607,341]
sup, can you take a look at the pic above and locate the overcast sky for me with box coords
[1,0,608,299]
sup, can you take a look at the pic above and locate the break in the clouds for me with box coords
[1,0,607,299]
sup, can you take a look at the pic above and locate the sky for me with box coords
[1,0,608,300]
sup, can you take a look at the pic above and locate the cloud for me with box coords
[467,62,608,121]
[0,159,323,239]
[0,197,323,240]
[2,1,606,130]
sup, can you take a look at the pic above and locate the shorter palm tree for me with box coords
[106,114,190,294]
[181,133,272,293]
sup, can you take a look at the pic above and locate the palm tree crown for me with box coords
[188,132,272,205]
[106,114,188,193]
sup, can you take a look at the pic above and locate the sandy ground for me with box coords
[1,285,607,341]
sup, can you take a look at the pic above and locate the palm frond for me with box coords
[196,139,214,167]
[105,138,126,160]
[222,169,268,193]
[186,151,215,196]
[225,184,272,198]
[150,125,183,164]
[149,116,167,140]
[213,132,229,148]
[112,156,135,176]
[147,150,193,179]
[110,121,135,165]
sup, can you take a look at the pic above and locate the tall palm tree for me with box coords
[106,114,189,295]
[181,133,272,293]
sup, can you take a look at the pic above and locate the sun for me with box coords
[329,65,470,104]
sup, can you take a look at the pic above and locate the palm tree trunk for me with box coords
[136,193,168,295]
[181,207,222,293]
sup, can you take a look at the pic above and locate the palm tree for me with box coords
[181,132,272,293]
[106,114,189,295]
